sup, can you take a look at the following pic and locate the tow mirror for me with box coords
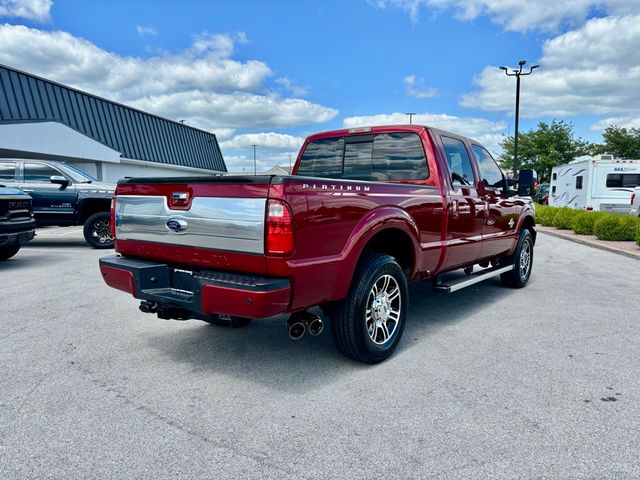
[50,175,70,188]
[517,169,537,196]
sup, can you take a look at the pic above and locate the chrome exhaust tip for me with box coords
[308,317,324,336]
[288,321,305,340]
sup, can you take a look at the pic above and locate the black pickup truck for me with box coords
[0,185,35,260]
[0,160,115,248]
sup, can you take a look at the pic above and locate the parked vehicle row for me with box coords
[99,124,537,364]
[0,159,115,248]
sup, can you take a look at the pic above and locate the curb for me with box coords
[538,228,640,261]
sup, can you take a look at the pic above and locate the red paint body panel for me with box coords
[105,124,535,319]
[201,284,291,318]
[100,265,136,295]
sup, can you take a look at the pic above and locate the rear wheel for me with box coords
[0,243,20,261]
[83,212,114,249]
[500,228,534,288]
[331,253,408,364]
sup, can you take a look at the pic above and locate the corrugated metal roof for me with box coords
[0,64,226,172]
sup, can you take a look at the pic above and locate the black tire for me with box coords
[500,228,534,288]
[331,253,408,364]
[83,212,114,249]
[203,314,253,328]
[0,243,20,261]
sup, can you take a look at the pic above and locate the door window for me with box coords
[0,162,17,181]
[442,136,475,186]
[24,163,64,183]
[471,144,504,189]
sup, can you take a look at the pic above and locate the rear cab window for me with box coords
[296,132,429,182]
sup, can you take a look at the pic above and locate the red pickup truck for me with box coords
[99,125,536,363]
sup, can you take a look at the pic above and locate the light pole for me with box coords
[405,112,416,125]
[499,60,539,176]
[251,144,257,175]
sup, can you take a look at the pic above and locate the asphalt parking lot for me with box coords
[1,227,639,479]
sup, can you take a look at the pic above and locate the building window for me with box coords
[575,176,583,189]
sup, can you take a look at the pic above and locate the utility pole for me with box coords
[405,112,416,125]
[499,60,539,176]
[251,144,257,175]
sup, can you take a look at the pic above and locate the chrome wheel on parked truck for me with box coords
[83,212,114,249]
[331,253,408,364]
[501,228,534,288]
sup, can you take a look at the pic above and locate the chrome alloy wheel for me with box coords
[519,238,532,280]
[92,219,113,244]
[365,274,401,345]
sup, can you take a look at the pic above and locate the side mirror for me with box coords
[50,175,70,188]
[517,169,538,196]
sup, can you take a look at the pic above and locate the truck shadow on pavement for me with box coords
[147,274,522,394]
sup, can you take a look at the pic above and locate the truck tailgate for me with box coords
[113,176,273,273]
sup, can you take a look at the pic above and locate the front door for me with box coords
[471,144,518,259]
[18,162,76,225]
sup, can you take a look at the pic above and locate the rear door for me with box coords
[18,162,77,225]
[472,144,518,259]
[439,135,485,269]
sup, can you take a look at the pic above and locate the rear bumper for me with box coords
[99,254,291,319]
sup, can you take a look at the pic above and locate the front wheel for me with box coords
[83,212,114,249]
[500,228,534,288]
[331,253,408,364]
[0,243,20,261]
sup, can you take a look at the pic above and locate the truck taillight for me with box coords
[266,199,294,256]
[110,196,116,238]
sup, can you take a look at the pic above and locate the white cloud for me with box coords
[343,112,506,151]
[135,25,157,36]
[219,132,305,151]
[461,15,640,118]
[403,74,437,98]
[369,0,636,32]
[276,77,308,96]
[591,116,640,131]
[0,0,51,23]
[0,24,338,131]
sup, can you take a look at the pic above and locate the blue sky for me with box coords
[1,0,639,171]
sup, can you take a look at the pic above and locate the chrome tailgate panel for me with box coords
[114,195,266,254]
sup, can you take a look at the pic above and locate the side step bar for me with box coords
[433,264,513,293]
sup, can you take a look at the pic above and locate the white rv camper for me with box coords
[549,156,640,212]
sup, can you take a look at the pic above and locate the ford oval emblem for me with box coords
[166,218,188,233]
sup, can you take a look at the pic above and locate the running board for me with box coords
[433,264,513,293]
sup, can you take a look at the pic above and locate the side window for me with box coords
[296,138,344,178]
[371,133,428,181]
[24,163,63,183]
[442,136,475,186]
[575,176,583,189]
[471,144,504,189]
[0,162,17,181]
[552,172,557,181]
[606,173,640,188]
[552,186,556,194]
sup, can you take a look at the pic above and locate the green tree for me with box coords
[498,120,591,182]
[591,126,640,159]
